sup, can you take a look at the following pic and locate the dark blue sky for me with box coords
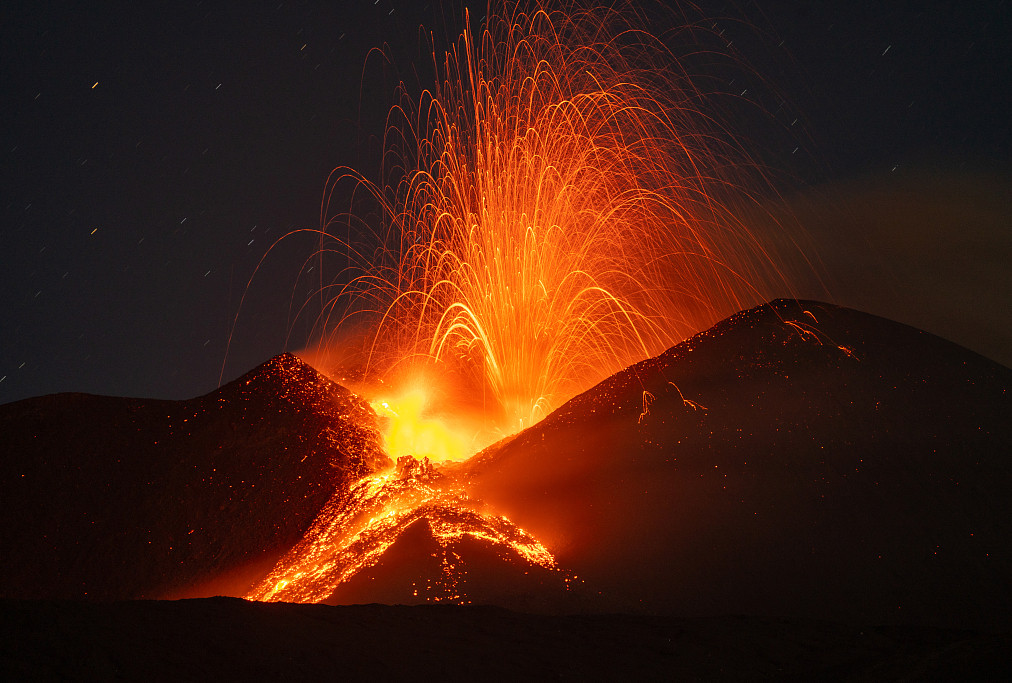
[2,1,1009,404]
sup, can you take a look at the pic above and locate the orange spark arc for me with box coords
[300,0,792,451]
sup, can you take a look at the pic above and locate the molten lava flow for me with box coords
[246,457,558,603]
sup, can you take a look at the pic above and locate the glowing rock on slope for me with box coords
[246,456,558,604]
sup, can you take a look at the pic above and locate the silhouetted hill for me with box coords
[0,353,389,600]
[459,300,1011,629]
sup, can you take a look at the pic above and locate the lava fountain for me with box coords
[245,0,798,603]
[295,0,793,450]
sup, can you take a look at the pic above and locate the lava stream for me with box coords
[246,457,556,603]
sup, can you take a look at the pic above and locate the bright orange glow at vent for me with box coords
[371,389,470,463]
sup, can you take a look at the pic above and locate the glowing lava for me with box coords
[371,389,470,463]
[246,457,558,604]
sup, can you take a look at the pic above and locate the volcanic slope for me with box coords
[454,299,1011,630]
[0,354,389,601]
[330,300,1011,630]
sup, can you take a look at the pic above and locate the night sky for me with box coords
[2,1,1009,406]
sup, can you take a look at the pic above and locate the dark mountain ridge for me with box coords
[2,300,1009,634]
[460,299,1012,629]
[0,353,389,600]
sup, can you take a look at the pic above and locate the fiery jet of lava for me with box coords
[303,1,791,447]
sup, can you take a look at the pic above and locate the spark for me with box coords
[638,390,654,424]
[667,382,706,412]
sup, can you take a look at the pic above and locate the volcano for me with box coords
[2,300,1010,676]
[298,299,1011,631]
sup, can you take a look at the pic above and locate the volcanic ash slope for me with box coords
[461,299,1012,630]
[2,300,1009,632]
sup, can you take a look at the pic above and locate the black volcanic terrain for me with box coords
[2,300,1010,677]
[3,598,1009,680]
[0,355,389,600]
[314,300,1011,633]
[454,299,1012,630]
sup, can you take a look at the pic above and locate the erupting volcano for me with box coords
[3,0,1010,678]
[230,0,804,604]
